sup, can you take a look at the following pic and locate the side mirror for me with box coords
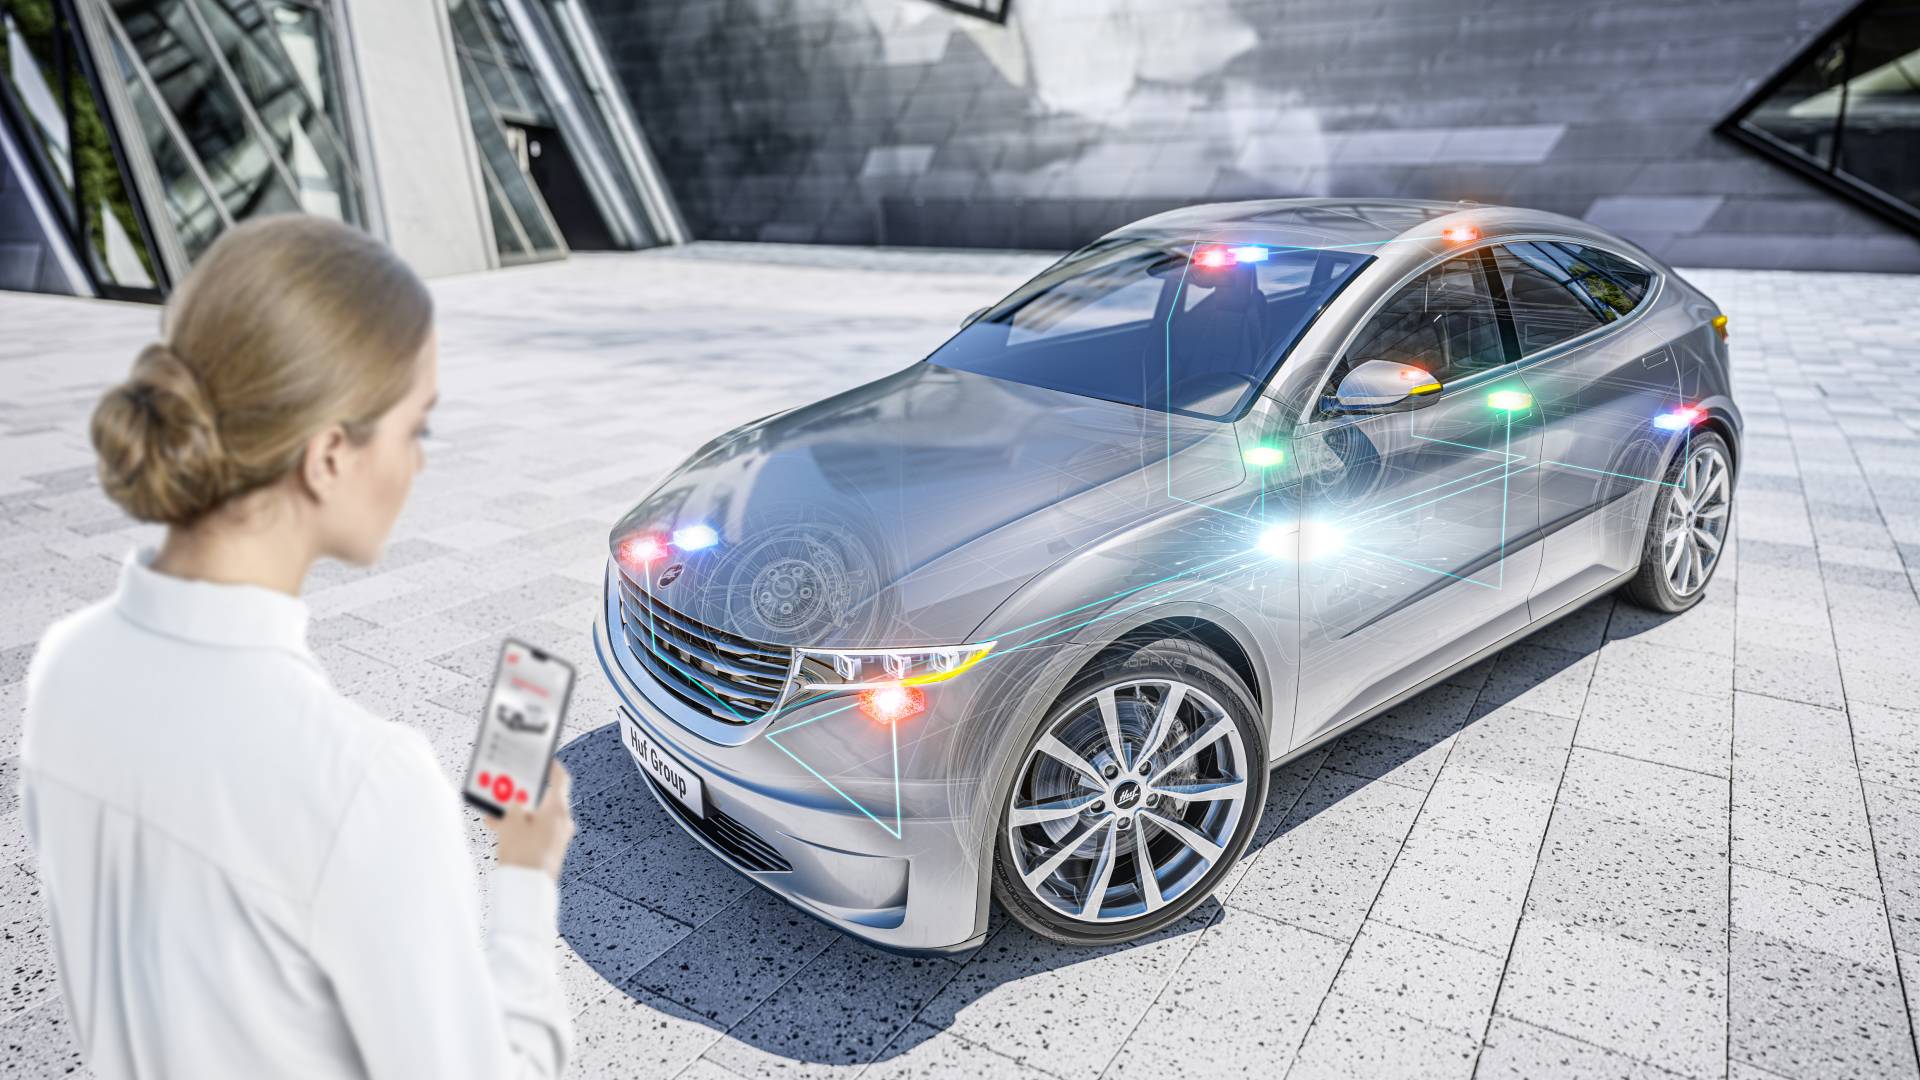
[961,306,989,329]
[1331,359,1441,414]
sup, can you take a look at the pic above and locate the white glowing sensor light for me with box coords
[795,643,997,692]
[1258,520,1346,561]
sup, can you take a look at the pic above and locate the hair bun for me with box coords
[91,343,235,525]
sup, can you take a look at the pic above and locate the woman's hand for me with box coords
[486,760,576,881]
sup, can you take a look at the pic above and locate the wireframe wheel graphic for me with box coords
[1625,431,1733,613]
[993,638,1266,945]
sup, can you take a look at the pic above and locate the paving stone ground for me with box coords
[2,245,1918,1079]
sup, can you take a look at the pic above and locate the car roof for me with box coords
[1110,198,1460,248]
[1107,198,1638,264]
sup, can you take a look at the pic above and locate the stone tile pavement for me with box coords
[1,245,1918,1079]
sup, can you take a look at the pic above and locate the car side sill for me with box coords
[1272,563,1637,769]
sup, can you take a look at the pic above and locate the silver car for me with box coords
[595,198,1739,952]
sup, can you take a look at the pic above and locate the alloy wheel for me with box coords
[1661,442,1731,597]
[1004,678,1252,924]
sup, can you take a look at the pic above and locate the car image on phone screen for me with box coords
[464,640,575,816]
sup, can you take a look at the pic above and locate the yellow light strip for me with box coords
[900,644,996,687]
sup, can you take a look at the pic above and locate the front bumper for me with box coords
[592,564,1077,952]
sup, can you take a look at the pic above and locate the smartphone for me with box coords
[463,640,575,817]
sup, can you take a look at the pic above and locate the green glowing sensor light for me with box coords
[1486,390,1533,411]
[1243,445,1285,468]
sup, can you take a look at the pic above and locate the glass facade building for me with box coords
[450,0,567,264]
[449,0,682,264]
[0,0,160,296]
[1721,0,1920,235]
[0,0,678,297]
[5,0,1917,290]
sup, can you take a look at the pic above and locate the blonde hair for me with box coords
[91,216,433,526]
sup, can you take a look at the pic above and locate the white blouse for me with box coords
[20,549,570,1078]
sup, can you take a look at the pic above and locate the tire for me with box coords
[1623,430,1734,613]
[991,636,1268,946]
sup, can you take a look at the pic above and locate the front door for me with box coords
[1291,249,1543,747]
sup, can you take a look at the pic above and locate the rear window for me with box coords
[1506,241,1654,321]
[928,237,1371,420]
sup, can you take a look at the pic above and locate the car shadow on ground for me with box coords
[553,595,1626,1071]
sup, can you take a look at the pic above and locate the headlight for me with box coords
[791,642,997,694]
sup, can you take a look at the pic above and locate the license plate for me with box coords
[622,719,705,818]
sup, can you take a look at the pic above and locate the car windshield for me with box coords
[927,235,1372,420]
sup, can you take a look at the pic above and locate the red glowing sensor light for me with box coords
[1193,245,1233,268]
[1654,405,1704,431]
[1441,224,1479,244]
[858,683,927,725]
[620,535,666,564]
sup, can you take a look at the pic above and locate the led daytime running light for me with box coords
[795,642,998,693]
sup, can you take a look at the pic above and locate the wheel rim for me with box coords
[1005,678,1251,925]
[1661,443,1731,598]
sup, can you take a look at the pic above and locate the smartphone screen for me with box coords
[463,640,575,816]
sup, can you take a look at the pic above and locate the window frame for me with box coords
[1716,0,1920,239]
[1490,241,1627,356]
[1296,234,1663,432]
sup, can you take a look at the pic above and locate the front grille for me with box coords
[640,773,792,873]
[615,564,793,725]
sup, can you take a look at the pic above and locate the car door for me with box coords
[1482,242,1670,618]
[1289,248,1543,747]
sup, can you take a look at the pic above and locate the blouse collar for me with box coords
[113,547,316,664]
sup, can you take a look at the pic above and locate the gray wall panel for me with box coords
[583,0,1920,270]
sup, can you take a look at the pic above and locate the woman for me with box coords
[20,216,576,1078]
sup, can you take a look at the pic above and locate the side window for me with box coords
[1490,243,1609,356]
[1550,242,1653,319]
[1340,253,1507,388]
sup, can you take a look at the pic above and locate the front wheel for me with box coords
[1623,431,1734,613]
[991,637,1267,946]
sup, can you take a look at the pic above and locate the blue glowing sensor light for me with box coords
[1229,245,1270,263]
[672,523,720,551]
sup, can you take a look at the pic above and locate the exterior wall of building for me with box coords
[582,0,1920,271]
[340,0,495,278]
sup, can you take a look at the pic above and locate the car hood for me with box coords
[610,363,1244,647]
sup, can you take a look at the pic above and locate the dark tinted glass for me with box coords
[0,0,159,290]
[927,237,1370,420]
[1724,0,1920,230]
[1737,35,1851,168]
[1837,2,1920,210]
[1553,243,1653,318]
[1491,244,1608,355]
[1341,253,1505,385]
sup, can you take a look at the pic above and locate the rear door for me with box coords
[1484,242,1670,617]
[1290,249,1542,747]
